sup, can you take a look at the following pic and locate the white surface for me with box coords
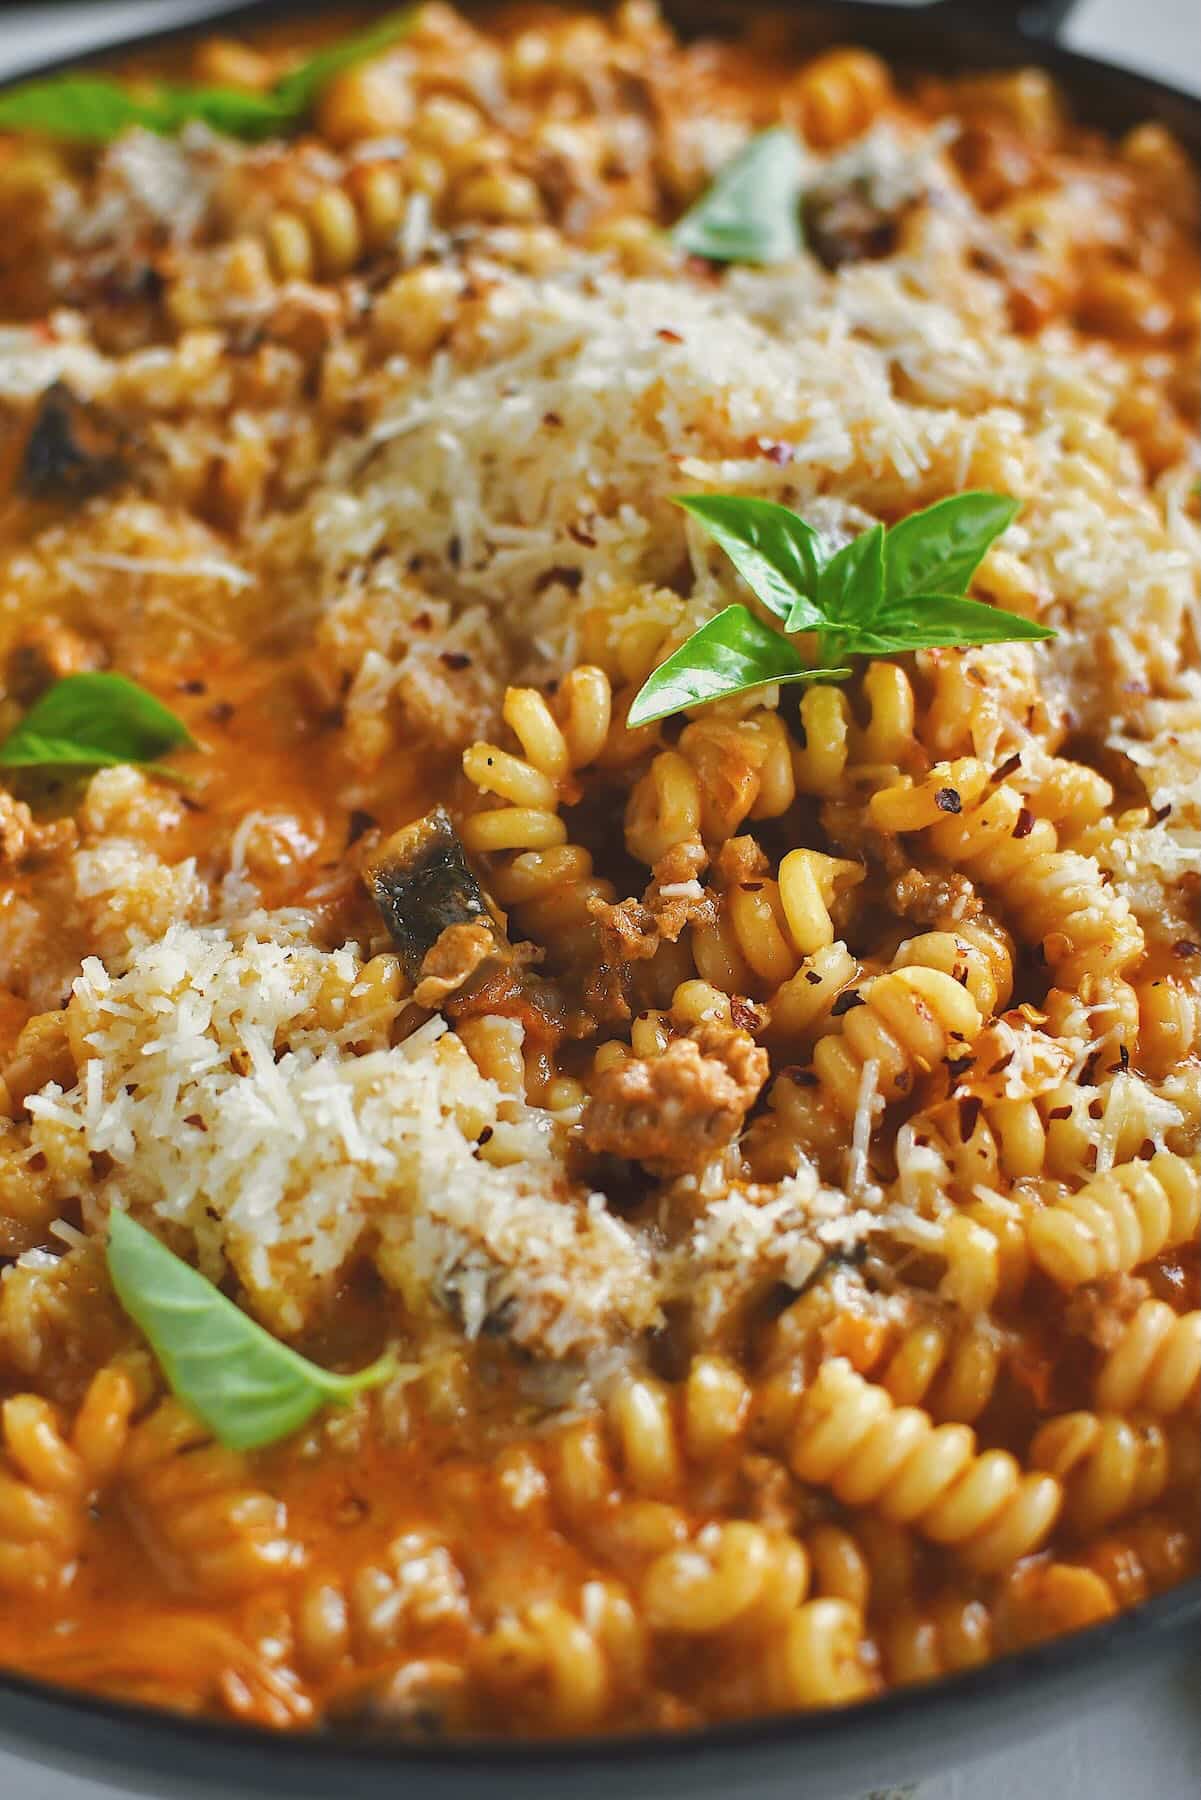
[0,2,1197,1797]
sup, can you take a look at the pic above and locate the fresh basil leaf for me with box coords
[673,127,806,265]
[627,605,847,727]
[0,78,171,141]
[814,522,885,629]
[270,9,414,115]
[882,492,1021,604]
[0,672,194,769]
[677,495,824,627]
[0,9,413,144]
[859,591,1056,652]
[106,1210,398,1451]
[0,72,290,143]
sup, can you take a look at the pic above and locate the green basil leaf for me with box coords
[106,1210,398,1451]
[0,73,290,143]
[0,9,413,144]
[813,522,885,628]
[0,78,174,141]
[672,127,806,265]
[676,494,824,626]
[0,672,195,769]
[270,9,414,116]
[627,605,847,727]
[853,592,1056,653]
[882,492,1021,604]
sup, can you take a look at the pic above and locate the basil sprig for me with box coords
[0,671,194,771]
[673,127,806,264]
[107,1211,398,1451]
[0,9,413,144]
[628,607,849,725]
[628,491,1055,727]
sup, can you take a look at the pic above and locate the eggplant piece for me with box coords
[363,806,507,988]
[803,184,900,270]
[18,382,125,503]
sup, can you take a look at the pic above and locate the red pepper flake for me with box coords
[568,521,598,547]
[656,327,684,343]
[477,1126,494,1146]
[731,996,763,1032]
[760,439,794,466]
[542,411,563,427]
[945,1054,975,1082]
[1088,1098,1104,1121]
[1083,1145,1098,1171]
[787,1068,819,1087]
[1153,803,1173,822]
[1080,1050,1102,1085]
[987,1051,1015,1075]
[804,969,823,986]
[958,1095,983,1142]
[1173,939,1200,958]
[742,882,765,894]
[1138,1138,1156,1160]
[990,752,1022,783]
[1047,1105,1073,1121]
[1012,806,1035,839]
[830,989,867,1016]
[935,787,962,814]
[440,651,471,670]
[347,809,377,846]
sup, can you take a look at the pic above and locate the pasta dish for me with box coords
[0,0,1196,1739]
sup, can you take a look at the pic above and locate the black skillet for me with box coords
[0,1,1198,1794]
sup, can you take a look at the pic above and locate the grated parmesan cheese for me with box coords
[25,924,660,1355]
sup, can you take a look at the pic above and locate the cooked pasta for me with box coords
[0,0,1194,1745]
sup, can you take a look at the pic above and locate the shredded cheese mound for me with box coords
[26,925,660,1354]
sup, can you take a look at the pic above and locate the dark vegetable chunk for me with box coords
[804,182,900,270]
[18,381,125,502]
[364,807,505,986]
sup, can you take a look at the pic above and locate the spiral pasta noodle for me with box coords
[0,1365,137,1594]
[787,48,893,148]
[1093,1302,1201,1415]
[258,165,409,281]
[1026,1152,1200,1288]
[692,845,864,1001]
[789,1360,1062,1572]
[121,1399,304,1596]
[623,707,797,868]
[462,669,617,964]
[869,1317,1003,1426]
[1029,1411,1173,1533]
[870,761,1145,985]
[810,964,984,1120]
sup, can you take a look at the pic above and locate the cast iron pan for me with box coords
[0,2,1198,1794]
